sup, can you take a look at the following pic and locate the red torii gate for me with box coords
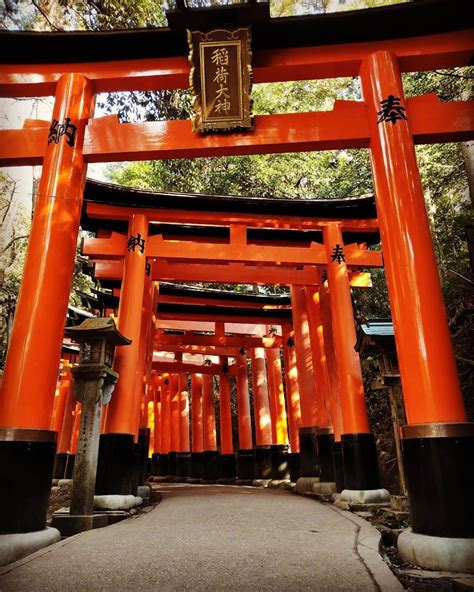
[0,0,472,562]
[81,184,381,485]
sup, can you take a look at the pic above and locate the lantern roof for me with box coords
[65,317,131,346]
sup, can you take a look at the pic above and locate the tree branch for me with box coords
[2,235,29,254]
[31,0,61,31]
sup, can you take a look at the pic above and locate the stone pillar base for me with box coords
[219,454,236,479]
[53,452,68,480]
[342,433,380,490]
[270,444,290,480]
[316,429,335,483]
[299,427,320,477]
[340,488,390,505]
[287,452,301,482]
[0,527,60,567]
[64,454,75,479]
[402,423,474,538]
[50,513,109,538]
[151,452,159,475]
[255,445,272,479]
[95,433,134,496]
[202,450,220,480]
[167,451,177,476]
[190,452,203,479]
[176,452,191,478]
[0,429,57,533]
[398,528,474,574]
[236,449,256,480]
[157,453,169,477]
[333,441,345,492]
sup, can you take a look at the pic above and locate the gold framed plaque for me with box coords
[188,27,253,133]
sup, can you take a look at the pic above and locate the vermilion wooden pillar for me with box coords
[161,374,171,456]
[202,374,217,451]
[305,286,336,483]
[202,373,219,480]
[236,352,253,450]
[191,373,204,479]
[281,324,302,454]
[265,348,288,446]
[134,275,154,436]
[176,372,190,478]
[169,373,180,475]
[319,285,343,442]
[178,373,190,453]
[235,352,255,479]
[191,374,204,453]
[250,348,273,479]
[361,51,473,537]
[323,223,379,491]
[218,357,233,455]
[52,364,76,480]
[290,285,320,478]
[96,213,149,494]
[250,348,273,446]
[218,356,236,478]
[0,73,94,533]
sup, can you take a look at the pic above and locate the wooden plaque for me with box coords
[188,27,253,133]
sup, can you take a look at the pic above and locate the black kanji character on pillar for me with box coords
[268,326,277,336]
[48,117,78,147]
[376,95,408,125]
[286,336,295,348]
[238,347,246,356]
[127,233,145,254]
[204,359,212,366]
[145,261,151,277]
[321,268,328,283]
[330,244,345,264]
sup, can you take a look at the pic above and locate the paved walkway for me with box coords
[0,484,401,591]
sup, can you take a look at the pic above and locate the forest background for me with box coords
[0,0,472,492]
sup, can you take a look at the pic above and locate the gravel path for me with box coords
[0,484,390,591]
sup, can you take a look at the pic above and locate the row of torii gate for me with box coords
[54,181,383,495]
[0,0,473,571]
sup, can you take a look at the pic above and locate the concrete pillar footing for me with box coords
[398,528,474,574]
[295,477,320,494]
[0,527,60,567]
[340,489,390,505]
[93,495,143,511]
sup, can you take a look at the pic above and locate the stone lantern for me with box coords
[53,318,130,536]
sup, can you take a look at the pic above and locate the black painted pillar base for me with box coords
[237,449,256,480]
[220,453,236,479]
[64,453,75,479]
[342,433,380,491]
[95,433,134,495]
[202,450,220,480]
[158,453,169,477]
[130,442,142,495]
[299,427,320,477]
[316,429,336,483]
[176,452,191,478]
[333,441,345,493]
[287,452,301,482]
[190,452,203,478]
[402,423,474,538]
[138,428,150,484]
[151,452,160,475]
[168,451,177,476]
[271,444,290,480]
[255,445,272,479]
[53,452,68,480]
[0,429,57,533]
